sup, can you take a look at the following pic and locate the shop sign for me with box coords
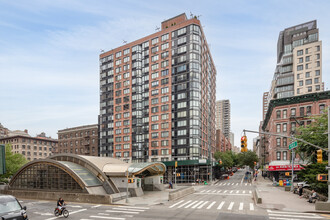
[268,165,303,171]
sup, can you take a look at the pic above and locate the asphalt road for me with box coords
[19,169,327,220]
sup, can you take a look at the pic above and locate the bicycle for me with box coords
[54,206,69,218]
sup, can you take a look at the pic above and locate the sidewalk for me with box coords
[254,176,316,212]
[114,183,209,206]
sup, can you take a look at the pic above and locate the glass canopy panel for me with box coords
[59,161,102,186]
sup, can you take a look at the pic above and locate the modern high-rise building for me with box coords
[215,100,230,138]
[268,20,323,101]
[99,13,216,164]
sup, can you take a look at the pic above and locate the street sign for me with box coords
[289,141,298,150]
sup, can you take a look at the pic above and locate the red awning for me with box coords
[268,165,303,171]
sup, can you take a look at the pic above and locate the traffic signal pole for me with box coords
[328,106,330,202]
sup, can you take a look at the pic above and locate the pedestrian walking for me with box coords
[169,181,173,189]
[298,185,303,198]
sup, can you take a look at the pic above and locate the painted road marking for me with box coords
[228,202,234,210]
[206,201,216,209]
[217,201,225,210]
[239,202,243,211]
[169,200,184,208]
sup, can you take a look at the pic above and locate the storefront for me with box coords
[267,163,303,184]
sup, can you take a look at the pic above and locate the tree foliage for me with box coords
[214,151,234,168]
[236,151,258,169]
[295,110,328,162]
[297,163,327,195]
[0,144,28,183]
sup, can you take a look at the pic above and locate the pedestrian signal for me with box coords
[317,149,323,163]
[317,174,328,182]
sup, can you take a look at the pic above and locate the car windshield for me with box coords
[0,199,22,215]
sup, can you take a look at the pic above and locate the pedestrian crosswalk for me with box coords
[80,206,149,220]
[169,200,255,211]
[213,182,252,186]
[198,189,252,195]
[267,209,324,220]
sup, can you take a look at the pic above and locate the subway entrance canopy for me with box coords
[9,154,166,195]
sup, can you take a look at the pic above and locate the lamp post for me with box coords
[126,169,129,203]
[328,106,330,202]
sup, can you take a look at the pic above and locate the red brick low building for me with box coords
[261,91,330,165]
[57,124,98,156]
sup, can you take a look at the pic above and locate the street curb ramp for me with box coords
[168,186,195,201]
[253,188,262,204]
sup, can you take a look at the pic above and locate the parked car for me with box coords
[0,194,28,220]
[297,181,310,188]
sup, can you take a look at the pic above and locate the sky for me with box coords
[0,0,330,149]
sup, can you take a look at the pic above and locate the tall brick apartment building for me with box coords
[98,13,216,182]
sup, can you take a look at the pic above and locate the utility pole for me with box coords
[291,149,294,191]
[328,106,330,202]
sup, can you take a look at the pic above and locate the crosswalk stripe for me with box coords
[236,190,239,193]
[215,183,219,186]
[197,201,209,209]
[106,210,139,214]
[113,208,145,212]
[243,191,246,194]
[268,214,321,219]
[206,190,211,193]
[223,190,228,193]
[217,201,225,210]
[267,210,319,216]
[250,203,254,211]
[228,202,234,210]
[249,190,252,194]
[191,201,204,209]
[245,183,247,186]
[169,200,184,208]
[236,183,238,185]
[178,200,192,208]
[185,201,198,208]
[239,202,243,211]
[217,190,222,193]
[201,190,205,193]
[212,190,217,193]
[90,216,125,220]
[206,201,216,209]
[229,190,233,194]
[219,183,223,186]
[232,183,235,185]
[117,206,149,210]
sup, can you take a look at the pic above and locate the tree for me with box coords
[236,151,258,169]
[295,110,328,162]
[0,144,28,183]
[214,151,234,169]
[297,163,327,195]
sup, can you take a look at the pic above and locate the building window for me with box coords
[276,110,281,119]
[299,81,303,86]
[276,138,281,147]
[306,79,312,85]
[306,106,312,115]
[299,107,304,117]
[291,122,296,132]
[297,50,303,56]
[297,65,303,71]
[315,70,320,76]
[305,72,310,78]
[315,85,320,91]
[283,151,287,160]
[314,78,319,84]
[276,124,281,133]
[283,123,287,132]
[308,86,312,92]
[290,108,296,116]
[276,152,281,160]
[283,137,287,147]
[283,110,287,119]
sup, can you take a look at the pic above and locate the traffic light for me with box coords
[317,174,328,182]
[219,160,222,165]
[241,136,247,152]
[317,149,323,163]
